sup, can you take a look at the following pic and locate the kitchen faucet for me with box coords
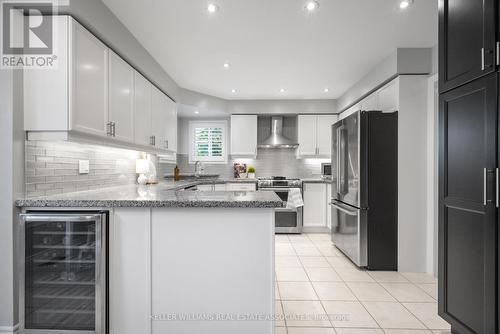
[194,161,204,177]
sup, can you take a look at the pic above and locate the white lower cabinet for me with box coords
[110,208,151,334]
[302,183,328,228]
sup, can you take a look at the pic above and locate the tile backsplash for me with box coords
[25,141,140,197]
[169,148,330,179]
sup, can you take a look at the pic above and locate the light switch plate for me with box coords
[79,160,90,174]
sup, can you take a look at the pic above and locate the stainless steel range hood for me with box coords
[258,117,298,148]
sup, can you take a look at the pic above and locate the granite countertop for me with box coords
[15,181,283,208]
[301,178,332,183]
[163,176,258,184]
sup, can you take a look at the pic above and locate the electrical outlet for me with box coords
[79,160,90,174]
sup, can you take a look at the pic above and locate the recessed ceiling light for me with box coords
[399,0,413,9]
[194,111,199,114]
[305,1,319,11]
[207,3,219,13]
[280,88,286,93]
[231,89,237,93]
[324,88,329,93]
[223,62,230,68]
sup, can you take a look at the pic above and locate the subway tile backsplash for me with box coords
[25,141,140,197]
[169,148,330,179]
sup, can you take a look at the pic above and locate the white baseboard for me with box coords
[0,324,19,334]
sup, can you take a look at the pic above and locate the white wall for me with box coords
[0,68,24,331]
[397,75,429,273]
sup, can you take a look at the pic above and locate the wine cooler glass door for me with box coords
[20,213,106,333]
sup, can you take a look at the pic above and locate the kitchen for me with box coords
[0,0,489,333]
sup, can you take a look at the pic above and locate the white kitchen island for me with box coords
[17,183,282,334]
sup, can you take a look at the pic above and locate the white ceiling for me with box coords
[102,0,437,100]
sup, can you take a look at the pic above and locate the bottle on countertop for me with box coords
[174,165,180,181]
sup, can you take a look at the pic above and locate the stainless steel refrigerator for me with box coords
[330,110,398,270]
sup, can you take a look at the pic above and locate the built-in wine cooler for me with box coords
[19,212,107,334]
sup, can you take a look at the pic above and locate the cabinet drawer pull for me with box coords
[496,168,499,208]
[484,168,487,205]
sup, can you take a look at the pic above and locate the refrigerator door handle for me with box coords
[330,201,359,216]
[336,126,341,195]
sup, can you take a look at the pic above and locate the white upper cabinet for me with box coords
[71,19,109,137]
[317,115,338,156]
[297,115,317,156]
[151,86,176,152]
[165,97,177,152]
[297,115,338,158]
[230,115,258,157]
[24,16,177,154]
[133,71,152,146]
[108,51,135,142]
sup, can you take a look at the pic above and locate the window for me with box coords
[189,120,227,163]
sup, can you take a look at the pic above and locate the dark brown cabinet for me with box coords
[439,74,497,334]
[439,0,496,93]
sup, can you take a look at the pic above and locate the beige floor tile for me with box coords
[323,300,379,328]
[362,302,425,329]
[432,331,452,334]
[326,256,357,269]
[346,282,396,302]
[381,283,435,303]
[306,267,343,282]
[276,243,297,256]
[276,267,310,282]
[279,281,319,300]
[403,303,450,330]
[289,235,315,244]
[313,282,357,301]
[300,256,332,268]
[276,256,303,268]
[336,268,375,282]
[368,271,409,283]
[275,326,288,334]
[384,330,433,334]
[275,234,291,244]
[276,300,286,327]
[336,329,384,334]
[416,283,438,300]
[293,245,323,256]
[287,328,336,334]
[307,233,332,241]
[282,300,331,327]
[276,282,280,299]
[318,246,343,257]
[401,272,437,284]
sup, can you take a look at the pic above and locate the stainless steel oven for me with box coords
[19,212,107,334]
[258,177,303,234]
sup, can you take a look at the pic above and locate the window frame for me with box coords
[188,120,228,164]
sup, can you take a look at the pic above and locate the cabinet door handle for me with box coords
[496,42,499,66]
[111,122,116,137]
[165,140,169,149]
[484,167,487,206]
[496,168,499,208]
[482,48,485,70]
[106,122,111,136]
[152,136,156,146]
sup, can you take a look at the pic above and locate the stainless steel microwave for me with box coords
[321,163,332,177]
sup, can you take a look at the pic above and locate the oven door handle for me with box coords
[329,201,358,216]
